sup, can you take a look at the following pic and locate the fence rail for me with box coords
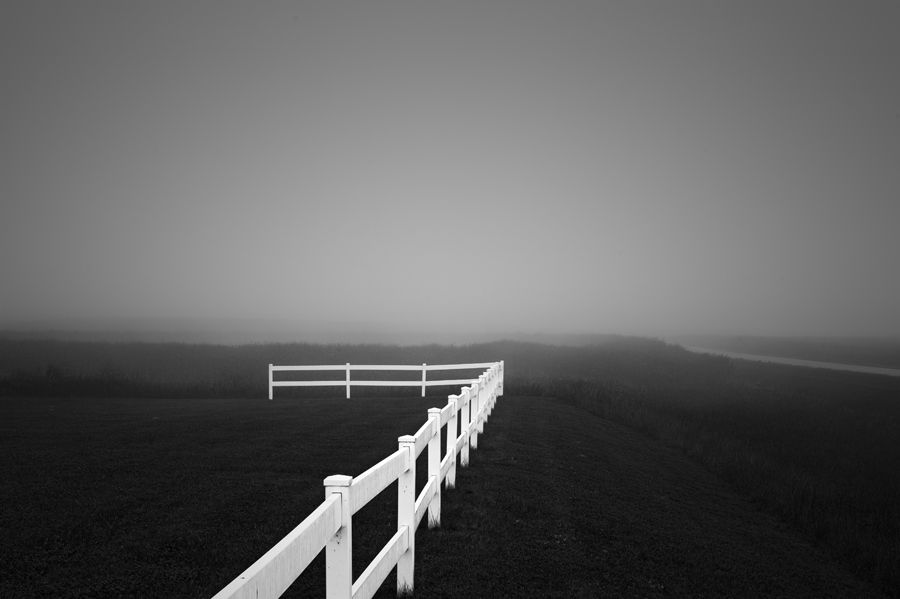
[212,360,504,599]
[268,362,500,399]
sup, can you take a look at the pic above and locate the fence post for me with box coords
[346,363,351,399]
[478,375,486,435]
[446,396,458,488]
[421,363,427,397]
[397,435,416,594]
[500,360,504,396]
[490,366,498,415]
[492,366,498,411]
[268,364,273,400]
[490,368,496,411]
[324,475,353,599]
[470,381,479,449]
[460,388,470,466]
[427,408,441,527]
[482,372,491,424]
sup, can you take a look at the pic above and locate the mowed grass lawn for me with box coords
[2,391,887,599]
[1,393,445,598]
[394,395,884,599]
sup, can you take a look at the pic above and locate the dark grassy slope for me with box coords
[0,395,443,598]
[511,346,900,596]
[382,396,883,599]
[3,337,899,596]
[3,393,884,599]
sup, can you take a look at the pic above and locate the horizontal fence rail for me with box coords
[268,362,501,399]
[212,361,504,599]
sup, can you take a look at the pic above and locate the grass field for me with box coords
[509,345,900,596]
[2,336,899,597]
[386,395,883,598]
[2,394,446,597]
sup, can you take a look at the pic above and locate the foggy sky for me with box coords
[2,1,899,339]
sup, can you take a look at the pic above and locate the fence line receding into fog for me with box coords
[212,360,504,599]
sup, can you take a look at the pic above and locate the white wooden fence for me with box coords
[268,362,501,399]
[212,361,504,599]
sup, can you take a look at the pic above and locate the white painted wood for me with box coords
[350,527,409,599]
[481,372,489,425]
[325,475,353,599]
[339,380,422,387]
[411,418,434,459]
[348,449,408,516]
[271,380,346,387]
[439,402,454,427]
[446,396,458,488]
[427,408,441,527]
[483,374,489,428]
[272,365,348,371]
[272,377,484,391]
[350,379,483,387]
[477,375,485,433]
[490,370,496,419]
[414,476,437,532]
[273,364,490,372]
[422,378,482,386]
[460,388,470,466]
[493,364,501,412]
[480,374,487,431]
[348,365,424,371]
[210,494,341,599]
[397,437,416,594]
[423,362,498,370]
[470,381,479,449]
[439,452,452,484]
[268,362,499,398]
[487,383,494,420]
[493,365,500,406]
[491,367,497,411]
[455,432,467,455]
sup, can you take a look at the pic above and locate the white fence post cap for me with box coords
[398,435,416,444]
[323,475,352,487]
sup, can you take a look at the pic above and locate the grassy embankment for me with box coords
[2,337,899,596]
[511,341,900,596]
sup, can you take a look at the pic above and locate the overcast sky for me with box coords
[2,1,898,339]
